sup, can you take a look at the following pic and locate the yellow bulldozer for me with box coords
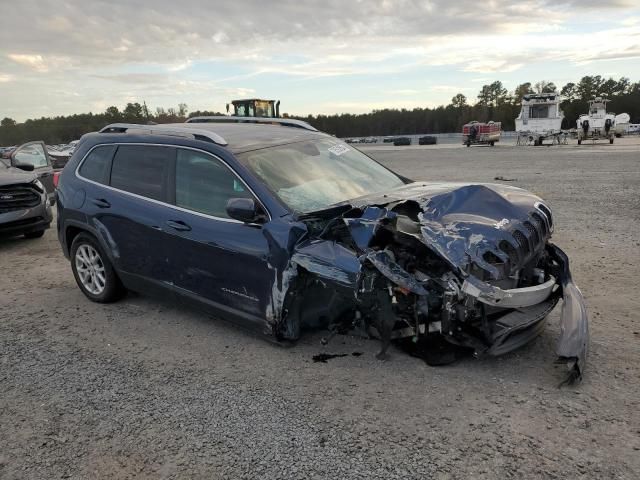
[226,99,281,118]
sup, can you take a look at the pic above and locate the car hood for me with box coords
[358,182,552,280]
[350,181,544,217]
[339,182,552,281]
[0,166,37,186]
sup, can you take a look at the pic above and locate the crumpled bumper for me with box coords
[462,275,557,309]
[548,244,589,384]
[460,244,589,383]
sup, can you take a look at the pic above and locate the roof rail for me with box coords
[185,116,318,132]
[99,123,228,146]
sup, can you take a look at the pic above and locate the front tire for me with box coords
[610,137,614,144]
[70,233,125,303]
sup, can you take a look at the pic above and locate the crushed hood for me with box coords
[344,182,553,280]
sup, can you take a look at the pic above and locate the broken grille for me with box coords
[536,203,553,230]
[499,240,519,266]
[497,213,549,271]
[531,212,547,236]
[524,221,540,246]
[512,230,529,259]
[0,184,41,213]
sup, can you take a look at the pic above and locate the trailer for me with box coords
[516,130,569,146]
[462,121,501,147]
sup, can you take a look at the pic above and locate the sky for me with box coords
[1,0,639,122]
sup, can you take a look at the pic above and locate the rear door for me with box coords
[12,141,54,198]
[77,143,176,292]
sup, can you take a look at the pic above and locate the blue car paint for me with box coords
[57,129,589,383]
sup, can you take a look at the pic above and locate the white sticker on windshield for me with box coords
[328,144,351,156]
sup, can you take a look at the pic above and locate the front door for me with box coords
[12,141,54,199]
[162,147,273,326]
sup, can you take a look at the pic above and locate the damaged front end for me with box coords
[271,183,589,383]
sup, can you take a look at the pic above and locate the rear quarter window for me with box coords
[110,145,173,201]
[78,145,116,185]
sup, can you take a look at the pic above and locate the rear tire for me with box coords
[578,139,582,145]
[610,137,614,144]
[24,230,45,239]
[70,232,125,303]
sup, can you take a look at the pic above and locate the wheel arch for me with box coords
[64,220,119,267]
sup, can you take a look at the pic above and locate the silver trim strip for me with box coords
[185,115,318,132]
[534,201,553,233]
[462,275,557,309]
[99,123,228,146]
[74,143,272,224]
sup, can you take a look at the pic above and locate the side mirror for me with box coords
[226,197,264,224]
[14,162,35,172]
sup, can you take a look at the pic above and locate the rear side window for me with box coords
[78,145,116,185]
[175,149,253,218]
[110,145,173,201]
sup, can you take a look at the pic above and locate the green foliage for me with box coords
[513,83,534,103]
[477,81,508,107]
[533,80,557,94]
[451,93,467,109]
[303,76,639,136]
[0,103,189,145]
[1,76,639,144]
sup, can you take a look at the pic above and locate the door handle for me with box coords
[91,198,111,209]
[166,220,191,232]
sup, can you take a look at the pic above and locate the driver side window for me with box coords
[175,149,254,219]
[14,143,49,168]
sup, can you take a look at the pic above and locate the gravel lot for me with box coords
[1,138,639,479]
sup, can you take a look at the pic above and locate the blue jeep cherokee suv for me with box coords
[57,119,588,382]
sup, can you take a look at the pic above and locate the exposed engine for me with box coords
[269,182,587,383]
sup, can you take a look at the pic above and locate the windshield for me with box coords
[237,138,405,213]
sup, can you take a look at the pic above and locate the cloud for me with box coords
[463,60,525,74]
[0,0,638,120]
[7,54,49,72]
[168,60,193,72]
[389,89,420,95]
[0,0,631,67]
[430,85,474,93]
[91,73,170,84]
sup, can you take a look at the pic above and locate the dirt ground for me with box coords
[1,138,639,479]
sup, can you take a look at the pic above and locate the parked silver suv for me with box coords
[0,146,53,239]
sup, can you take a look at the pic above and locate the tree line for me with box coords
[302,76,640,137]
[1,75,639,145]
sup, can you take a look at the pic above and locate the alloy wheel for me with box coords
[75,244,106,295]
